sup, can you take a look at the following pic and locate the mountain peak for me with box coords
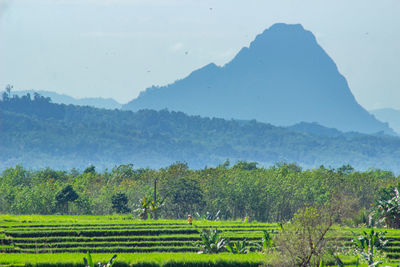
[249,23,313,48]
[123,24,395,135]
[269,23,305,30]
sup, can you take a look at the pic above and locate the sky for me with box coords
[0,0,399,110]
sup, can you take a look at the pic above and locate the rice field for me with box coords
[1,215,400,266]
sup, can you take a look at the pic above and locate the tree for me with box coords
[337,164,354,175]
[2,84,12,101]
[83,165,96,174]
[274,202,344,267]
[111,164,135,184]
[111,193,131,214]
[55,185,79,214]
[160,177,203,218]
[232,161,258,171]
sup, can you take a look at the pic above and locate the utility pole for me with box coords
[154,178,158,204]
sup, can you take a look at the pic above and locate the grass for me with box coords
[2,215,400,266]
[0,252,268,266]
[0,215,272,256]
[0,215,276,228]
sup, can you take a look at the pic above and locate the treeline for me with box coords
[3,90,400,171]
[0,162,397,222]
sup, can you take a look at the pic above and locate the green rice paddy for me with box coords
[0,215,399,266]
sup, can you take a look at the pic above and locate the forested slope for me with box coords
[1,93,400,171]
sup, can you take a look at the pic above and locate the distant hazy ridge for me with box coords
[123,23,394,135]
[370,108,400,135]
[2,96,400,172]
[13,90,122,109]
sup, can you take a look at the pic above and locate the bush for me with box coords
[112,193,131,214]
[273,206,337,266]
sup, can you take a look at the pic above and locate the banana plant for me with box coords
[83,251,117,267]
[226,239,250,254]
[377,187,400,228]
[194,228,226,254]
[149,195,166,219]
[194,210,221,221]
[251,230,274,252]
[261,230,273,249]
[135,194,166,220]
[134,195,151,220]
[352,229,387,266]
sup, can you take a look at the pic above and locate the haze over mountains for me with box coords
[13,90,122,109]
[2,23,400,172]
[2,95,400,172]
[123,23,394,135]
[370,108,400,135]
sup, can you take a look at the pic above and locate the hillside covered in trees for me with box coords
[2,92,400,172]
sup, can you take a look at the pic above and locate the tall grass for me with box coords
[0,252,268,266]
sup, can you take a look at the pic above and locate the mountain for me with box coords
[12,90,122,109]
[287,122,343,137]
[123,23,394,135]
[2,95,400,172]
[370,108,400,135]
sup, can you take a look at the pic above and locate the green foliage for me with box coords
[111,193,131,214]
[0,252,267,267]
[3,93,400,173]
[376,187,400,228]
[194,228,226,254]
[194,211,221,221]
[135,194,165,220]
[232,161,258,171]
[110,164,136,184]
[3,215,400,265]
[352,229,387,266]
[226,239,250,254]
[337,164,355,175]
[0,162,397,223]
[274,206,337,267]
[56,185,79,204]
[159,176,204,219]
[249,230,274,252]
[83,251,117,267]
[260,230,274,251]
[261,230,273,249]
[333,254,344,267]
[55,185,79,214]
[352,208,374,228]
[83,165,96,174]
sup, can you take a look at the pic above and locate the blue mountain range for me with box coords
[123,23,394,135]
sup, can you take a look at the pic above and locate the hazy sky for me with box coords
[0,0,399,109]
